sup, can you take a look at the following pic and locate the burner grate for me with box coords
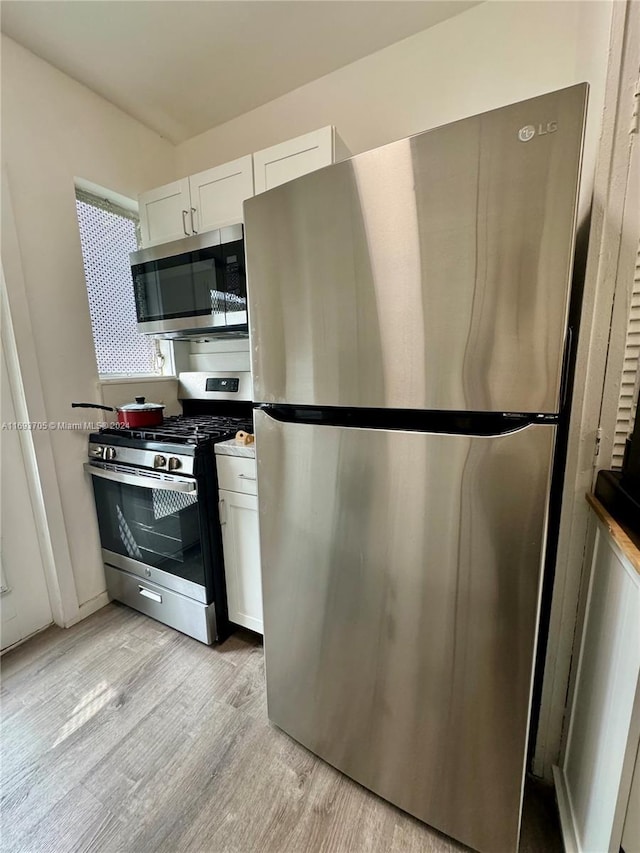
[97,415,253,445]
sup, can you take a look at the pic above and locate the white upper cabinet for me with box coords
[138,156,254,248]
[138,178,191,246]
[253,126,336,194]
[189,156,254,234]
[138,128,347,247]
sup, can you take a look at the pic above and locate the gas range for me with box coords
[84,371,254,645]
[89,414,253,477]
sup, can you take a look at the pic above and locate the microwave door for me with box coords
[210,277,228,327]
[184,251,224,328]
[130,230,247,335]
[133,246,220,332]
[204,242,233,329]
[135,267,163,323]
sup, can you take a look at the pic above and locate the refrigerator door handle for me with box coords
[255,404,550,436]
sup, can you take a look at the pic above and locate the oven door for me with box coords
[85,462,210,602]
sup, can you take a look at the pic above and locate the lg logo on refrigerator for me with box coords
[518,121,558,142]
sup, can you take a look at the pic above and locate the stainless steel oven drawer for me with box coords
[104,564,217,644]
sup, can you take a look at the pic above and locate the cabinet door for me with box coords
[560,512,640,853]
[219,488,263,634]
[253,126,334,194]
[138,178,191,247]
[189,156,254,233]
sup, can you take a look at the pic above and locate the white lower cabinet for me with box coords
[554,499,640,853]
[219,486,263,634]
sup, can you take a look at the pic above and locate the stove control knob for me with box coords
[153,455,167,469]
[90,446,104,458]
[168,457,181,471]
[104,447,116,461]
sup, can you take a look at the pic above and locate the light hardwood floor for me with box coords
[1,604,563,853]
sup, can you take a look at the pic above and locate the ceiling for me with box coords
[1,1,479,144]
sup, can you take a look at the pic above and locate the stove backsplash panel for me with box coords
[183,338,250,374]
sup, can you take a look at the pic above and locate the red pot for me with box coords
[115,397,165,427]
[72,397,165,427]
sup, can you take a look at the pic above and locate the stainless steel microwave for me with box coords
[129,225,247,339]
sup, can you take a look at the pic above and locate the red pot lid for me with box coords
[118,396,165,412]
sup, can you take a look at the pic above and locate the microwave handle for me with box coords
[181,209,190,237]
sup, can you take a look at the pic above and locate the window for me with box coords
[75,189,161,376]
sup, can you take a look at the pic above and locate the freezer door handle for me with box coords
[255,404,548,435]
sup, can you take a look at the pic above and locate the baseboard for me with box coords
[553,764,580,853]
[1,622,53,655]
[66,590,111,626]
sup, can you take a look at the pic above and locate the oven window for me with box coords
[92,476,206,587]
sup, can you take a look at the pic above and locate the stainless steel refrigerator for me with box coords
[244,84,587,853]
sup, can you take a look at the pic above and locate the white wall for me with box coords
[177,0,611,195]
[100,378,181,416]
[1,338,53,649]
[1,35,176,612]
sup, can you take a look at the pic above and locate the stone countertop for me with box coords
[214,438,256,459]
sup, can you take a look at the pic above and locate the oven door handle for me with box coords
[83,463,198,494]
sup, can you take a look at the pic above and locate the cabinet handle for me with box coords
[181,210,190,236]
[138,586,162,603]
[190,207,198,235]
[238,474,256,481]
[219,498,226,525]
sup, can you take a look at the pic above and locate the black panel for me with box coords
[132,245,220,322]
[180,400,254,421]
[258,404,555,436]
[206,377,240,393]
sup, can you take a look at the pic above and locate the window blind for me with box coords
[612,239,640,468]
[75,191,158,376]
